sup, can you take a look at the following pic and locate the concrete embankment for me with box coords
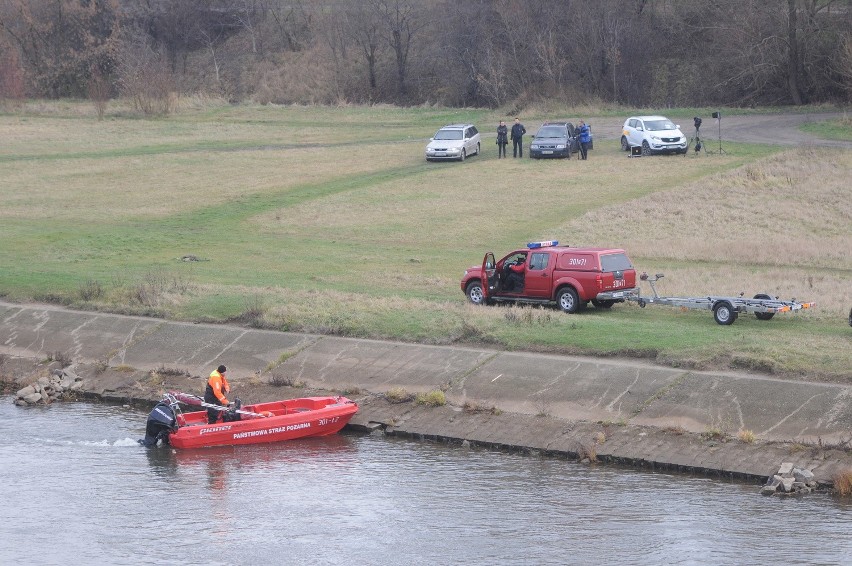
[1,301,850,487]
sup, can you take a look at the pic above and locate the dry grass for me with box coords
[563,148,851,317]
[737,429,757,444]
[833,469,852,496]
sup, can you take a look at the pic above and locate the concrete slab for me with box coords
[456,351,688,421]
[633,373,852,442]
[1,304,163,362]
[115,321,316,377]
[284,336,496,392]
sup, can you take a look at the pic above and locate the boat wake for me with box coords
[32,437,142,447]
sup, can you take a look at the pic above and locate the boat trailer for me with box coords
[627,273,815,325]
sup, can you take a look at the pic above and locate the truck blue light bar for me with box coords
[527,240,558,249]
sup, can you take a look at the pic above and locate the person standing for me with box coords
[577,120,591,160]
[511,118,526,158]
[496,120,509,158]
[205,364,231,424]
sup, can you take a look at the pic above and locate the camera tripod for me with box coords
[687,127,706,155]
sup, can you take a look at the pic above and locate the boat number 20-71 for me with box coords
[318,417,340,426]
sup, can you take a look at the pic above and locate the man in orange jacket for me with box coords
[205,364,231,424]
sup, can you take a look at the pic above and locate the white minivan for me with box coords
[621,116,687,156]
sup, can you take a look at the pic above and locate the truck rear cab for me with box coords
[552,249,637,312]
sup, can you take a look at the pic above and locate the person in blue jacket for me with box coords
[577,120,591,160]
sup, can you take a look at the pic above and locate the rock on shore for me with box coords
[14,368,84,406]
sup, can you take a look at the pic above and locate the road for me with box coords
[589,112,851,149]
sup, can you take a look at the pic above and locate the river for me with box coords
[1,396,849,565]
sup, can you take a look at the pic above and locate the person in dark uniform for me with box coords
[205,364,231,424]
[504,257,526,292]
[496,120,509,158]
[511,118,526,158]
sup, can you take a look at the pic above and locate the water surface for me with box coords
[1,397,849,565]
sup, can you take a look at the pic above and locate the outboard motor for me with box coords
[139,395,179,447]
[222,398,242,423]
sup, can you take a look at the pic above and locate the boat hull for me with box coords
[168,396,358,449]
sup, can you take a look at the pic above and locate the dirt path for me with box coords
[591,112,851,149]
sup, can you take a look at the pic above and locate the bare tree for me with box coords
[371,0,424,99]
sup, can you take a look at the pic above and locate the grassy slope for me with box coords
[0,102,849,382]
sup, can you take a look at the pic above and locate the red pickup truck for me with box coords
[460,241,639,313]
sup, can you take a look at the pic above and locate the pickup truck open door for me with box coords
[481,252,496,301]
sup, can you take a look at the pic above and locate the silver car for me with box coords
[425,124,481,162]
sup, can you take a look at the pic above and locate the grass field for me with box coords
[1,100,849,382]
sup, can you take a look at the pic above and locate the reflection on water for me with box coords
[2,397,850,565]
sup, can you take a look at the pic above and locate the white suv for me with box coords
[621,116,687,156]
[425,124,481,162]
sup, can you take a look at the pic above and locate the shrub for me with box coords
[701,428,727,441]
[79,279,104,301]
[833,469,852,497]
[577,441,597,462]
[463,401,501,415]
[386,387,414,403]
[415,390,446,407]
[269,375,304,388]
[48,351,73,367]
[737,429,756,444]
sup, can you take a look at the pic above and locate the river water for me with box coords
[2,396,849,566]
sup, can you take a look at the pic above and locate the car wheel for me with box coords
[641,141,651,156]
[460,148,466,162]
[621,136,630,151]
[475,142,480,156]
[556,287,580,314]
[753,293,775,321]
[713,301,737,325]
[466,281,486,305]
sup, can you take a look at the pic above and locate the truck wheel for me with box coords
[556,287,580,314]
[713,301,737,325]
[466,281,485,305]
[753,294,775,321]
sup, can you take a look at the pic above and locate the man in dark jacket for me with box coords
[511,118,526,158]
[496,121,508,158]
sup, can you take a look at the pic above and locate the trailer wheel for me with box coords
[753,294,775,321]
[713,301,737,325]
[556,287,580,314]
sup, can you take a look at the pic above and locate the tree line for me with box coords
[1,0,850,112]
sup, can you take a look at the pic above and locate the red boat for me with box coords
[140,393,358,449]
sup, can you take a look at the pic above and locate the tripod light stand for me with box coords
[711,111,726,154]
